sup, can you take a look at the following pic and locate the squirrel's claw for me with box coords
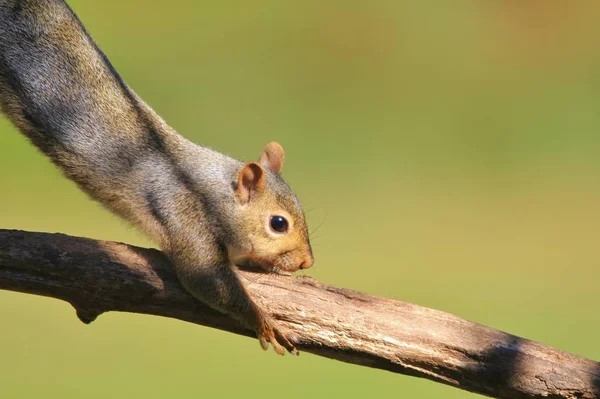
[259,337,269,351]
[257,329,290,355]
[257,316,298,356]
[271,339,286,356]
[274,328,298,356]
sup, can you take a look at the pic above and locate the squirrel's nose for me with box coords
[299,256,314,270]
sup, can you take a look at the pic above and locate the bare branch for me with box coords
[0,229,598,398]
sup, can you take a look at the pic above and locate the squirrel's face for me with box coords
[229,142,314,274]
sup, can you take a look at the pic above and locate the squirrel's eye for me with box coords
[270,215,289,233]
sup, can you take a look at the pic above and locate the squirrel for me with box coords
[0,0,313,355]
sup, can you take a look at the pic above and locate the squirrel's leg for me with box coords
[141,165,297,355]
[170,246,297,355]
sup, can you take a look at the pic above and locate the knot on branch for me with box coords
[75,307,102,324]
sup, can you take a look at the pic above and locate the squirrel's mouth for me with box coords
[270,266,293,276]
[232,254,296,275]
[229,245,312,274]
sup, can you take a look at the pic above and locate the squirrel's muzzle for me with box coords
[298,256,314,270]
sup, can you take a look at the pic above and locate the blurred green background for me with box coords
[1,1,600,398]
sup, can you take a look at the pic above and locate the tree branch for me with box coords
[0,229,598,398]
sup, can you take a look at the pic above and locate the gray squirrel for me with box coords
[0,0,314,355]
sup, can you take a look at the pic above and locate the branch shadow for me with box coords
[459,333,600,398]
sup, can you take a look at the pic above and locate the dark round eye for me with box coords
[270,215,289,233]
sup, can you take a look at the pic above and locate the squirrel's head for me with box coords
[228,142,314,274]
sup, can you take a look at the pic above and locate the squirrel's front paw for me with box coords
[256,314,298,356]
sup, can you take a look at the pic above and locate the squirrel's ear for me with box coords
[236,162,265,204]
[258,141,285,174]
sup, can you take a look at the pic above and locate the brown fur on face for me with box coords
[230,143,313,273]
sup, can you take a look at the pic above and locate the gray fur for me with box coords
[0,0,312,354]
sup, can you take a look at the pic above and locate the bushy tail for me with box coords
[0,0,173,184]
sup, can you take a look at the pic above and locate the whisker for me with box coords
[309,218,326,237]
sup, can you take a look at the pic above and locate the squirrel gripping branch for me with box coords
[0,0,314,355]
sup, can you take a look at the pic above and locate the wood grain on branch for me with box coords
[0,229,598,398]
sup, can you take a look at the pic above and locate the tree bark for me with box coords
[0,229,598,398]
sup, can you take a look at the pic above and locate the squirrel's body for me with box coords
[0,0,313,354]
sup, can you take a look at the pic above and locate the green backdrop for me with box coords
[1,1,599,398]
